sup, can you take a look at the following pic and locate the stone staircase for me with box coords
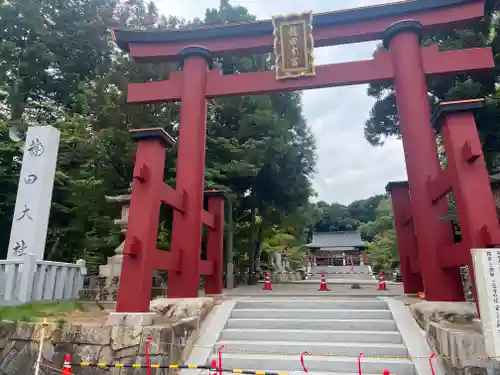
[209,298,417,375]
[308,265,376,281]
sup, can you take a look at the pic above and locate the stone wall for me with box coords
[409,300,499,375]
[0,297,215,375]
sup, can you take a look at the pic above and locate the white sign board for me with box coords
[7,126,60,260]
[472,248,500,361]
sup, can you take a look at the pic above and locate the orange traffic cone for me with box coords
[318,272,330,291]
[376,272,387,291]
[209,359,217,375]
[262,272,272,291]
[62,354,72,375]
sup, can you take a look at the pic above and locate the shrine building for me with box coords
[305,231,366,267]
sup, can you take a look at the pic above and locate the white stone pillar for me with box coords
[7,126,60,260]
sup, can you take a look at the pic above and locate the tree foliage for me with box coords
[359,199,398,271]
[364,12,500,170]
[309,195,385,233]
[0,0,317,275]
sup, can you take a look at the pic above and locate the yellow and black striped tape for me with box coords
[72,363,287,374]
[73,363,205,369]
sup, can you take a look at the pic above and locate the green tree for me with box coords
[0,121,22,255]
[0,0,117,123]
[364,14,500,169]
[348,194,385,223]
[313,201,358,232]
[358,199,398,271]
[1,0,317,273]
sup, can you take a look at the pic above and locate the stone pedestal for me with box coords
[226,262,234,289]
[99,241,125,287]
[409,300,497,375]
[107,312,156,327]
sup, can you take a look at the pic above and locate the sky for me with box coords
[156,0,408,205]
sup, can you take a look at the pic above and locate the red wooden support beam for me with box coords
[433,99,499,310]
[438,242,469,268]
[401,207,413,225]
[124,1,484,59]
[410,262,421,274]
[133,164,150,183]
[200,260,214,276]
[386,181,424,294]
[152,250,180,272]
[427,169,452,204]
[117,128,171,312]
[127,47,493,104]
[161,184,185,213]
[204,191,225,294]
[128,73,183,103]
[461,140,482,163]
[422,46,493,76]
[124,235,142,257]
[205,51,393,97]
[481,225,500,247]
[202,210,215,230]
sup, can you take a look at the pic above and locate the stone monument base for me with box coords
[408,299,498,375]
[107,312,156,327]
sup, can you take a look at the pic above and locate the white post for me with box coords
[342,252,346,266]
[74,259,87,298]
[18,253,36,303]
[7,126,60,260]
[471,248,500,363]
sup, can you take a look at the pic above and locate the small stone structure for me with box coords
[0,297,215,375]
[409,300,500,375]
[99,189,131,289]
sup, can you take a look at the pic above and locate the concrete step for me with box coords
[304,277,376,281]
[311,274,374,277]
[226,292,403,298]
[216,340,409,357]
[235,299,388,310]
[211,353,416,375]
[293,279,383,285]
[200,371,395,375]
[231,309,393,320]
[219,329,403,344]
[312,266,372,273]
[226,318,398,331]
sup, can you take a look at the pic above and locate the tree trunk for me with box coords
[249,197,258,284]
[254,222,263,272]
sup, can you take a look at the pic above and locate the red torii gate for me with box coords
[113,0,495,312]
[387,98,500,306]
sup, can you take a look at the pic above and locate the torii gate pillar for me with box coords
[383,20,464,301]
[167,46,212,298]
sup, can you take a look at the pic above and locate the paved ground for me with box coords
[221,282,404,297]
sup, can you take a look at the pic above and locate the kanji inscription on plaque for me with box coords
[272,11,315,80]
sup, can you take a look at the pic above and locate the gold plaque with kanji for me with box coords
[272,11,315,80]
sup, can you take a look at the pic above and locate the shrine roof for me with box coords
[305,231,365,250]
[112,0,484,52]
